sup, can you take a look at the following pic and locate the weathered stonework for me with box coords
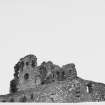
[0,54,105,102]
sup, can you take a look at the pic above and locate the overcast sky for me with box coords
[0,0,105,95]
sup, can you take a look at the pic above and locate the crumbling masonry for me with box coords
[0,54,105,102]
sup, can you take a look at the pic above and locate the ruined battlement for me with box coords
[10,54,77,93]
[0,54,105,103]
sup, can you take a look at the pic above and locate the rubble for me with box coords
[0,54,105,102]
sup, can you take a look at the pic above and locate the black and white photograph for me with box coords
[0,0,105,104]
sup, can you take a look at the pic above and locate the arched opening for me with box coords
[24,73,29,80]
